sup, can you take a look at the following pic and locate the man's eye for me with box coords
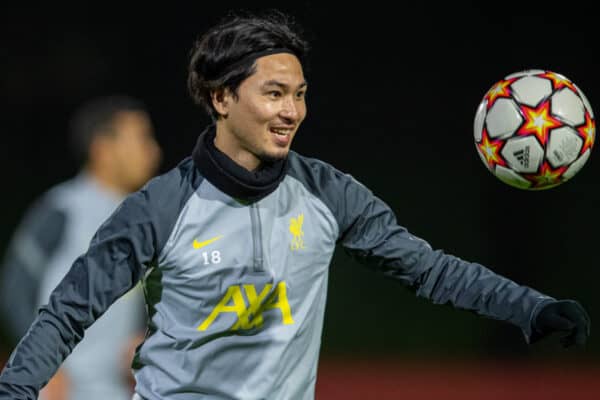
[268,91,282,98]
[296,91,306,99]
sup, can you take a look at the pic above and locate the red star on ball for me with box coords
[577,111,595,155]
[517,100,563,146]
[476,128,507,169]
[526,162,567,188]
[485,78,516,109]
[538,71,577,91]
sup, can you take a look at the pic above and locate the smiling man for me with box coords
[0,9,590,400]
[212,54,307,169]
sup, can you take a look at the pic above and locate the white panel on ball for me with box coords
[573,83,595,118]
[563,149,591,180]
[500,136,544,173]
[510,76,552,107]
[504,69,545,79]
[473,100,487,142]
[551,88,585,125]
[486,98,523,139]
[546,127,583,168]
[494,165,532,189]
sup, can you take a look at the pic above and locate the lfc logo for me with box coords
[289,213,305,251]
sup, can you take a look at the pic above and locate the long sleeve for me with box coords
[0,192,155,399]
[0,163,196,400]
[289,154,555,343]
[337,172,554,342]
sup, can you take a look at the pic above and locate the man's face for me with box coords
[216,53,307,169]
[109,110,162,192]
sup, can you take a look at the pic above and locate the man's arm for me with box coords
[342,174,590,344]
[0,161,199,400]
[0,185,165,399]
[0,188,157,399]
[298,158,589,345]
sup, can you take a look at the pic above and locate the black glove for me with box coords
[533,299,591,348]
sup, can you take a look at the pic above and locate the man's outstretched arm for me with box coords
[0,188,158,399]
[306,160,590,346]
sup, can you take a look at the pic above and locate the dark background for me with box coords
[0,2,598,367]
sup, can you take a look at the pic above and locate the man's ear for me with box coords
[211,88,230,118]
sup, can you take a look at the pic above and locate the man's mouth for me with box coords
[270,127,293,136]
[270,127,293,146]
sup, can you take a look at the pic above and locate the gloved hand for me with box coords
[533,299,591,348]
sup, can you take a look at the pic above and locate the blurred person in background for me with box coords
[0,95,162,400]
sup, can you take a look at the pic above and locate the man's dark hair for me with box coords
[187,9,310,120]
[69,95,147,163]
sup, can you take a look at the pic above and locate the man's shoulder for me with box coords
[108,157,200,241]
[142,156,198,191]
[286,151,371,201]
[288,151,345,176]
[126,156,200,212]
[287,151,353,185]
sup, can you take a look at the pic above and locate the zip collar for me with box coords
[192,124,288,202]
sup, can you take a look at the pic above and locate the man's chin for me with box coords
[259,149,289,164]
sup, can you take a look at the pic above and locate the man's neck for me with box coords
[214,125,261,171]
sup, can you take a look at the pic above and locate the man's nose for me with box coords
[279,97,300,121]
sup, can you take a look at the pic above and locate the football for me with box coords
[473,70,595,190]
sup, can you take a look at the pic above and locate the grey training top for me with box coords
[0,127,554,400]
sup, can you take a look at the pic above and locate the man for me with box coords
[0,95,161,400]
[0,11,590,400]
